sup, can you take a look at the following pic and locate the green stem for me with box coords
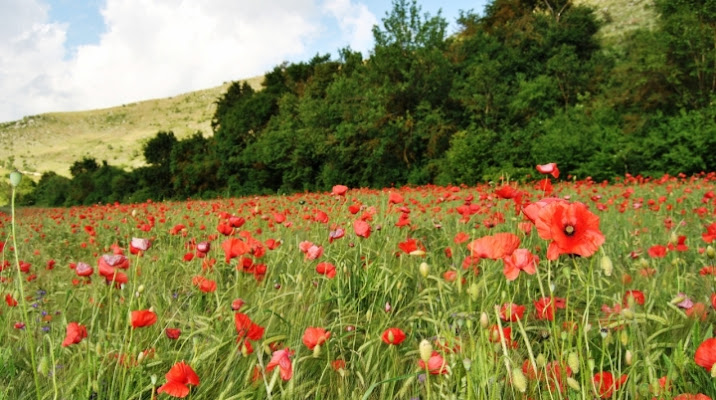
[11,185,42,400]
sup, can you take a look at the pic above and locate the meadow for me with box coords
[1,168,716,399]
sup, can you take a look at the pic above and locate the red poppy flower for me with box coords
[157,361,200,398]
[234,313,265,343]
[61,322,88,347]
[266,348,294,381]
[489,325,517,348]
[593,371,627,398]
[648,245,668,258]
[231,298,245,311]
[499,303,526,322]
[695,338,716,371]
[129,237,151,254]
[536,163,560,178]
[673,394,712,400]
[353,219,371,238]
[418,351,448,375]
[453,232,469,244]
[166,328,181,340]
[332,185,348,196]
[75,262,94,277]
[328,228,345,243]
[381,328,406,345]
[623,290,645,307]
[534,201,605,260]
[191,276,217,293]
[316,262,336,278]
[5,294,17,307]
[302,327,331,350]
[222,238,250,262]
[388,192,404,205]
[502,249,538,281]
[398,238,425,255]
[703,222,716,243]
[467,232,520,260]
[131,309,157,328]
[534,297,566,321]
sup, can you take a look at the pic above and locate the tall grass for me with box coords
[0,174,715,399]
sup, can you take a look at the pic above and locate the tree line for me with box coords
[23,0,716,206]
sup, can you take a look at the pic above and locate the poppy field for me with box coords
[2,169,716,399]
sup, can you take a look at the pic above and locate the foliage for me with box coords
[28,0,716,206]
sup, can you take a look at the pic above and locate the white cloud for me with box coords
[322,0,377,55]
[1,0,380,122]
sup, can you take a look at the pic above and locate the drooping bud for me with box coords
[567,377,581,392]
[419,262,430,277]
[707,246,715,259]
[511,368,527,393]
[625,350,633,366]
[419,340,433,363]
[600,255,613,277]
[467,283,479,301]
[479,312,489,329]
[567,352,580,373]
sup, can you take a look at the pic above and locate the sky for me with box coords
[0,0,488,123]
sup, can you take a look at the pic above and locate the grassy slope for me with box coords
[0,76,263,178]
[0,0,656,180]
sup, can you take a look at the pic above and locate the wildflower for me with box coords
[623,290,645,307]
[353,219,371,238]
[222,238,250,262]
[302,327,331,350]
[316,262,336,278]
[5,294,17,307]
[502,249,538,281]
[61,322,88,347]
[499,303,526,322]
[332,185,348,196]
[130,309,157,328]
[418,351,448,375]
[467,232,520,260]
[593,371,627,398]
[534,297,567,321]
[165,328,181,340]
[266,348,294,381]
[695,338,716,374]
[536,163,560,179]
[534,201,605,260]
[381,328,407,345]
[191,276,217,293]
[157,361,200,398]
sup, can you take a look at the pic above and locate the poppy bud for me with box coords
[625,350,633,366]
[137,350,145,364]
[707,246,715,259]
[479,312,489,329]
[567,352,580,373]
[419,340,433,363]
[622,308,634,319]
[511,368,527,393]
[9,171,21,187]
[620,330,629,346]
[38,356,49,376]
[419,262,430,277]
[588,358,595,372]
[600,255,613,277]
[462,358,472,371]
[131,209,137,217]
[536,354,546,368]
[711,362,716,378]
[150,374,157,385]
[313,344,321,358]
[567,377,581,392]
[467,283,479,301]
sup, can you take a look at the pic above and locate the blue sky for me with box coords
[1,0,488,122]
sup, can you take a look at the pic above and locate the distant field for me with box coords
[0,76,263,178]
